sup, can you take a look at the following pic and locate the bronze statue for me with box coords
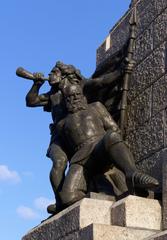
[17,59,159,213]
[43,63,159,209]
[17,55,125,213]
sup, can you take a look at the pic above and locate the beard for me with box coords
[66,95,88,113]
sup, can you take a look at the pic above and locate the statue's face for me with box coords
[49,68,62,86]
[64,84,83,102]
[63,84,87,113]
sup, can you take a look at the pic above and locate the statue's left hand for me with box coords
[33,72,45,85]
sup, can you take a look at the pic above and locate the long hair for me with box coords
[55,61,85,83]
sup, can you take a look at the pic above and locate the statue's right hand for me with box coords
[33,72,45,85]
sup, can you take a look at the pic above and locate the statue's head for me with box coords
[54,61,85,85]
[49,61,87,112]
[51,62,87,112]
[63,83,87,113]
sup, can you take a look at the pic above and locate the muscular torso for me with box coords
[57,104,106,151]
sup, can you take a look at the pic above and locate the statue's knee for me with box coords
[104,130,122,151]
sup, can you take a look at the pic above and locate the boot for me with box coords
[47,203,57,215]
[132,171,159,189]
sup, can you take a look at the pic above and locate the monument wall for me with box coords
[96,0,167,192]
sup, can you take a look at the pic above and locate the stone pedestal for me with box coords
[111,195,161,230]
[22,195,162,240]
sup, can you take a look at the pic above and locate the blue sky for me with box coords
[0,0,130,239]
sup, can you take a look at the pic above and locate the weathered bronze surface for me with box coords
[17,58,159,214]
[16,6,161,214]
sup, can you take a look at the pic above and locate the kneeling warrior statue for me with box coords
[17,59,159,214]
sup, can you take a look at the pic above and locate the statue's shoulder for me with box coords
[90,101,105,109]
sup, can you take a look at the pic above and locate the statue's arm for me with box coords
[93,102,120,132]
[26,82,50,107]
[90,69,122,87]
[84,68,122,91]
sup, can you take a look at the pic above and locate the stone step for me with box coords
[22,195,162,240]
[63,224,157,240]
[111,195,162,230]
[22,198,114,240]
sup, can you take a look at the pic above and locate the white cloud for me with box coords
[17,206,39,220]
[0,165,21,183]
[34,197,54,211]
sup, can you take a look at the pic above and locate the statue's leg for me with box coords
[60,163,88,208]
[102,130,159,189]
[47,143,68,213]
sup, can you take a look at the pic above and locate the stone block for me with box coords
[142,111,164,156]
[136,0,155,36]
[136,0,150,14]
[154,8,167,47]
[134,23,153,63]
[129,42,165,101]
[152,75,167,116]
[111,195,162,230]
[146,42,166,82]
[65,224,157,240]
[129,57,153,100]
[154,0,167,16]
[127,87,152,130]
[126,111,164,161]
[22,198,114,240]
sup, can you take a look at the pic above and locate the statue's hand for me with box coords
[33,72,45,85]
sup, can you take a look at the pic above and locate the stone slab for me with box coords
[126,110,164,163]
[134,23,153,63]
[64,224,157,240]
[22,198,114,240]
[129,42,166,101]
[152,75,167,116]
[154,7,167,47]
[111,195,162,230]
